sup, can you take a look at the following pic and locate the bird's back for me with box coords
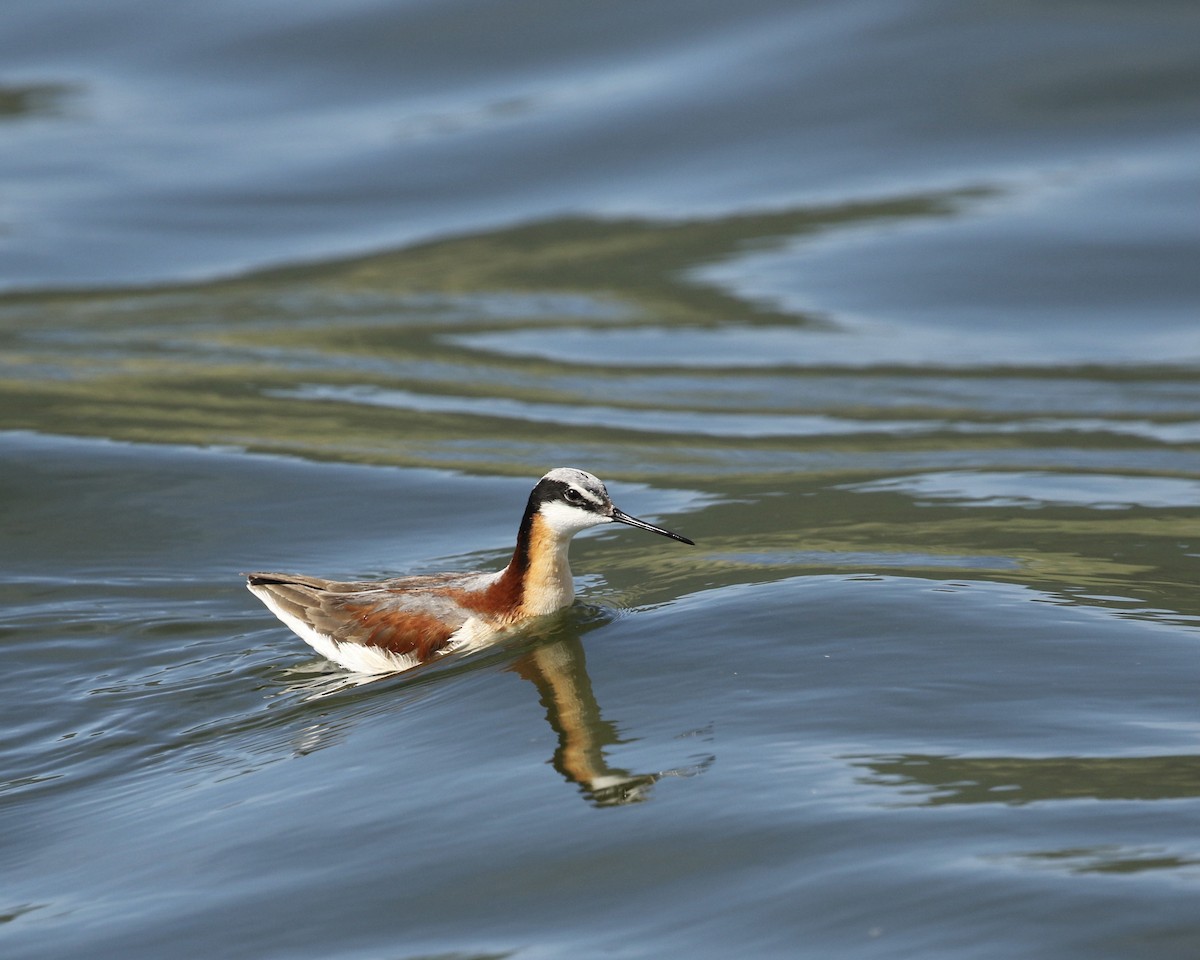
[246,569,505,673]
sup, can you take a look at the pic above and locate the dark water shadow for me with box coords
[852,752,1200,806]
[850,752,1200,876]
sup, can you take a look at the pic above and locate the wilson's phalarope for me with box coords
[247,467,694,674]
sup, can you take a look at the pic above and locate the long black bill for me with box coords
[611,506,695,545]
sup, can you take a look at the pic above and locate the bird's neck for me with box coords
[491,510,575,619]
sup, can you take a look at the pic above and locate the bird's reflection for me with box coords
[511,635,661,806]
[275,610,711,807]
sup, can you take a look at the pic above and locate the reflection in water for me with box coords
[0,189,987,472]
[1013,846,1200,876]
[5,193,1198,611]
[278,618,712,807]
[513,633,713,807]
[853,753,1200,805]
[854,753,1200,876]
[0,82,77,120]
[515,638,656,806]
[5,191,1200,608]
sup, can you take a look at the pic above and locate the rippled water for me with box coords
[3,0,1200,957]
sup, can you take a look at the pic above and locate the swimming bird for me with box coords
[246,468,694,674]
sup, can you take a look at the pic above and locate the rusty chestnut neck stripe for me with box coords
[477,475,556,612]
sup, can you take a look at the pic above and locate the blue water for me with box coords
[3,0,1200,957]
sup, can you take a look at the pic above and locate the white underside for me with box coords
[253,586,505,675]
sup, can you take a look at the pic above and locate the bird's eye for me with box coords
[564,487,583,504]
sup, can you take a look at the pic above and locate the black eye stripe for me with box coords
[532,477,607,512]
[564,488,602,510]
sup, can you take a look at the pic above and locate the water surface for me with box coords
[2,0,1199,957]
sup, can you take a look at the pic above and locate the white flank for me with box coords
[249,584,422,674]
[445,616,507,654]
